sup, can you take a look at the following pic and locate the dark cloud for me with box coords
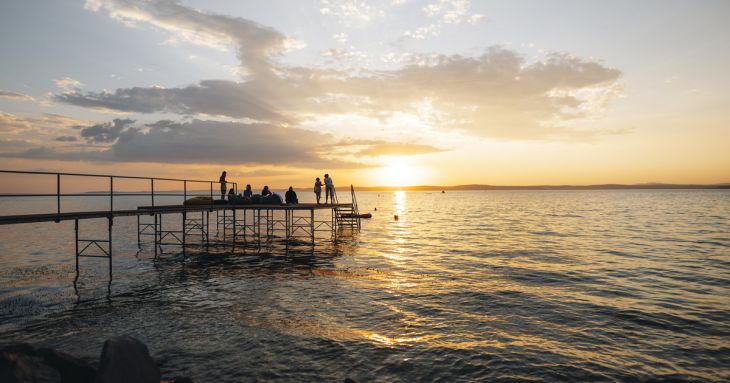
[55,81,285,123]
[55,135,78,142]
[78,118,135,143]
[0,118,447,168]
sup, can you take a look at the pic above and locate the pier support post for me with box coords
[154,214,158,258]
[206,211,210,249]
[108,216,113,280]
[232,208,237,246]
[310,208,315,245]
[74,219,79,283]
[222,209,226,241]
[182,210,187,255]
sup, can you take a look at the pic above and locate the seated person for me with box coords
[285,186,298,204]
[261,185,272,196]
[244,184,253,198]
[227,188,236,200]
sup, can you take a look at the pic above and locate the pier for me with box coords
[0,170,362,281]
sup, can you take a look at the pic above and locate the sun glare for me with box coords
[373,157,424,186]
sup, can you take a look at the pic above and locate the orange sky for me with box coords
[1,1,729,188]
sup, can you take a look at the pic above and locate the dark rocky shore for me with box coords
[1,335,191,383]
[2,336,362,382]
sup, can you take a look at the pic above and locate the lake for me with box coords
[1,190,728,382]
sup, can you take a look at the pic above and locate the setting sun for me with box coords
[370,157,426,186]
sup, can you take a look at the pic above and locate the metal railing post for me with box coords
[184,180,187,204]
[151,179,155,208]
[56,173,61,222]
[110,176,114,212]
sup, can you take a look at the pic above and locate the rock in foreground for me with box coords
[95,335,161,383]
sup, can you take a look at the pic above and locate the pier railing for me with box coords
[0,170,237,221]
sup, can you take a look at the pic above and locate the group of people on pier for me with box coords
[218,172,336,205]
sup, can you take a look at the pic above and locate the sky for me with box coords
[0,0,729,188]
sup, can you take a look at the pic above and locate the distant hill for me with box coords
[353,183,730,191]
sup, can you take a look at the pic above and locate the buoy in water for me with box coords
[394,214,399,220]
[374,207,377,211]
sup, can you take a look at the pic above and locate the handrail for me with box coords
[0,169,237,222]
[350,184,359,215]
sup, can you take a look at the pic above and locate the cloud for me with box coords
[0,112,33,132]
[318,0,385,27]
[350,141,444,156]
[1,112,84,134]
[60,0,623,142]
[85,0,295,76]
[468,14,486,25]
[54,80,287,123]
[78,118,135,143]
[332,32,348,44]
[55,135,78,142]
[404,0,482,39]
[54,77,83,91]
[0,90,34,101]
[0,138,36,152]
[54,48,621,140]
[1,117,448,168]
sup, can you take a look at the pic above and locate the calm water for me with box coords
[0,190,728,382]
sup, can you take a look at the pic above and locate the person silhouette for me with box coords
[244,184,253,198]
[285,186,298,204]
[314,177,322,204]
[261,185,272,196]
[324,174,334,204]
[219,171,227,200]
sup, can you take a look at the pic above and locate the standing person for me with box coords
[243,184,253,198]
[324,173,334,204]
[314,177,322,204]
[219,171,227,200]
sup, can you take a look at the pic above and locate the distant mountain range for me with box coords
[353,183,730,191]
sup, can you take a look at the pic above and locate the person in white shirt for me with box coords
[324,174,334,204]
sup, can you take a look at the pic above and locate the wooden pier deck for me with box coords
[0,203,353,225]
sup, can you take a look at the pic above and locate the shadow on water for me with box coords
[69,229,361,304]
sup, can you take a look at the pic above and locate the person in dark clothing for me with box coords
[285,186,298,204]
[219,171,227,200]
[244,184,253,198]
[227,188,235,200]
[261,185,272,196]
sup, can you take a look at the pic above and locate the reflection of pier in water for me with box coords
[0,170,362,284]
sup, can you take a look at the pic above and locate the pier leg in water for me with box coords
[232,208,237,249]
[108,216,113,281]
[74,219,79,284]
[182,211,186,256]
[311,208,315,246]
